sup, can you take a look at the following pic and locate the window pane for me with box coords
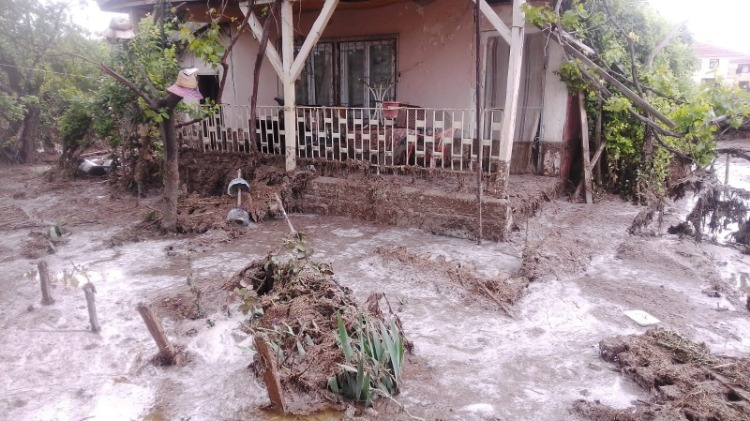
[312,44,333,105]
[295,43,333,106]
[341,43,366,107]
[369,42,395,106]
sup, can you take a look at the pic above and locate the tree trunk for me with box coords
[249,0,281,151]
[158,94,183,232]
[19,105,40,163]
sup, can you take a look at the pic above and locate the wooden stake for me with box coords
[37,261,55,305]
[83,283,100,333]
[578,92,594,204]
[254,333,286,412]
[725,153,731,185]
[137,302,178,365]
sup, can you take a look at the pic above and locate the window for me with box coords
[709,59,720,69]
[296,43,334,106]
[740,81,749,90]
[197,74,219,104]
[295,37,397,107]
[737,64,750,74]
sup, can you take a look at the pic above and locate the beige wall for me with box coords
[193,0,570,144]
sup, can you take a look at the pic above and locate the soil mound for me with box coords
[575,328,750,421]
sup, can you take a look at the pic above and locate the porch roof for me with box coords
[98,0,512,14]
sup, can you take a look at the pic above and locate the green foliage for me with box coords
[0,0,103,161]
[555,61,589,94]
[329,313,405,406]
[59,95,94,156]
[526,0,750,198]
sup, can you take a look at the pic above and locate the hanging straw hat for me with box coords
[167,68,203,100]
[102,16,135,40]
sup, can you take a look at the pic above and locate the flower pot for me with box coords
[383,101,400,119]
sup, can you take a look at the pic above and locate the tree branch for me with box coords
[603,0,644,97]
[648,22,685,69]
[217,0,256,103]
[716,148,750,162]
[67,52,158,110]
[562,43,676,129]
[249,0,281,150]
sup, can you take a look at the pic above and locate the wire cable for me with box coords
[0,63,99,80]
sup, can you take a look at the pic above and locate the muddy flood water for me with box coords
[0,160,749,421]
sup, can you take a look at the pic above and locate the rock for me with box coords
[364,408,378,417]
[599,337,629,363]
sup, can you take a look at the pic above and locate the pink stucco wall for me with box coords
[208,0,569,144]
[295,0,478,109]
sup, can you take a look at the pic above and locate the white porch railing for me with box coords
[177,105,505,173]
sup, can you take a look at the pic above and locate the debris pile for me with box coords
[227,238,410,414]
[575,329,750,421]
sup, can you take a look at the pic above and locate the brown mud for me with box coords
[2,159,750,421]
[575,328,750,421]
[375,245,527,315]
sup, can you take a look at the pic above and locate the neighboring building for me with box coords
[693,42,750,89]
[97,0,582,181]
[730,57,750,91]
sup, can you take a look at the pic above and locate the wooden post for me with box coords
[594,98,603,180]
[254,334,286,412]
[37,261,55,305]
[474,0,483,244]
[578,92,593,204]
[725,153,731,185]
[471,0,512,44]
[83,283,100,333]
[290,0,339,82]
[137,302,178,365]
[281,0,297,172]
[497,0,526,193]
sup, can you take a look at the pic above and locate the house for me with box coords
[98,0,578,181]
[693,42,750,89]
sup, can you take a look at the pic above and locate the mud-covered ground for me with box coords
[0,161,749,421]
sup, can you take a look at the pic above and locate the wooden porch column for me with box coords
[498,0,525,189]
[281,0,297,172]
[279,0,339,172]
[471,0,512,44]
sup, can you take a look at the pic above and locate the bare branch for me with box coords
[176,117,203,128]
[602,0,644,97]
[716,148,750,162]
[648,22,686,69]
[66,52,158,110]
[249,0,281,150]
[217,1,256,103]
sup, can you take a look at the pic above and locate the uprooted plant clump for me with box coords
[226,236,411,415]
[629,169,750,249]
[575,328,750,421]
